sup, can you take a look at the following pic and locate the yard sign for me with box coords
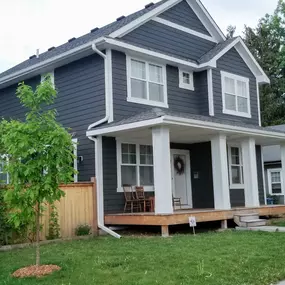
[189,216,197,235]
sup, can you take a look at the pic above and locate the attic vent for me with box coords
[29,55,36,59]
[116,16,125,21]
[68,37,76,43]
[145,2,154,9]
[90,27,99,33]
[48,46,55,51]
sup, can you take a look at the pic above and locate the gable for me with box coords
[159,0,210,36]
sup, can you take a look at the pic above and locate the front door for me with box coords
[171,149,192,207]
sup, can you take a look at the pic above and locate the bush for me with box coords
[75,224,91,236]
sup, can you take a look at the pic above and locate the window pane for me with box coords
[231,166,242,184]
[131,60,146,79]
[139,166,154,185]
[237,97,248,113]
[272,183,282,194]
[149,83,164,102]
[149,64,163,83]
[140,145,153,165]
[225,77,235,94]
[183,72,190,84]
[122,144,136,164]
[225,94,236,111]
[271,172,281,183]
[237,81,247,97]
[131,79,147,99]
[0,173,7,184]
[122,166,137,185]
[231,147,240,164]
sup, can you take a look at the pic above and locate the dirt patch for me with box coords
[12,265,61,278]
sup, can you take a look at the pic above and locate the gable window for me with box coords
[228,146,244,188]
[221,71,251,118]
[117,142,154,191]
[41,71,55,88]
[179,69,194,90]
[268,169,283,195]
[126,56,168,108]
[0,155,9,185]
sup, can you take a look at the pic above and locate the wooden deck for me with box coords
[105,205,285,236]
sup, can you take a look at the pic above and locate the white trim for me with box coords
[72,138,78,183]
[227,144,244,189]
[170,149,193,208]
[126,55,168,108]
[179,69,194,91]
[267,168,283,196]
[260,147,267,204]
[281,145,285,199]
[221,71,251,118]
[153,17,217,43]
[207,68,214,116]
[106,49,114,123]
[256,80,261,126]
[109,0,183,38]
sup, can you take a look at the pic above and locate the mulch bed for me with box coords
[12,265,61,278]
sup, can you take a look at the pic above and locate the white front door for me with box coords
[171,149,192,207]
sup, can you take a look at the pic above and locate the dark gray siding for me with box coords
[0,53,105,182]
[230,189,245,207]
[112,50,208,121]
[159,0,210,36]
[256,145,265,205]
[122,20,215,62]
[212,48,259,125]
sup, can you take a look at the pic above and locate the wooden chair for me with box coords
[135,186,152,212]
[123,185,140,213]
[172,196,182,209]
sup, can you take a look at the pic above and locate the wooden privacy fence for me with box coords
[40,179,97,240]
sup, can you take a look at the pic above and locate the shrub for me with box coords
[75,224,91,236]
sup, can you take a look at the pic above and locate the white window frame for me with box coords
[41,70,55,88]
[268,168,283,195]
[221,71,251,118]
[126,55,168,108]
[116,140,154,192]
[227,145,244,189]
[0,154,9,184]
[179,69,194,91]
[72,138,78,183]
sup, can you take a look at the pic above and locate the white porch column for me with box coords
[280,144,285,195]
[211,134,231,210]
[152,126,173,214]
[242,137,260,207]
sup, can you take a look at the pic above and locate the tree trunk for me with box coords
[36,202,40,266]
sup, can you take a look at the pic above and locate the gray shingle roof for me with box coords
[0,0,168,80]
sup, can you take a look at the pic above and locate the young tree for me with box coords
[243,0,285,126]
[0,76,75,266]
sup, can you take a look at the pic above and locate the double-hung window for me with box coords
[41,70,55,88]
[268,169,283,195]
[221,71,251,118]
[179,69,194,91]
[118,142,154,191]
[228,146,244,188]
[0,155,9,185]
[127,57,168,108]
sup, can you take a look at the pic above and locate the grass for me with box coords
[1,231,285,285]
[269,218,285,227]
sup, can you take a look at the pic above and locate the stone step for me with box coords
[234,213,259,222]
[239,219,267,228]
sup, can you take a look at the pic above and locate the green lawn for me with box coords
[269,218,285,227]
[1,231,285,285]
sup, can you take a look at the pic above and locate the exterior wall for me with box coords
[0,53,105,182]
[256,145,265,205]
[122,20,215,62]
[158,0,210,36]
[112,50,208,121]
[212,48,259,125]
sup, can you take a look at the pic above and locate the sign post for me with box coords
[189,216,197,235]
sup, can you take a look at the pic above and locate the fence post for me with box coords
[91,177,98,236]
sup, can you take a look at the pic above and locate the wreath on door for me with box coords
[174,156,185,175]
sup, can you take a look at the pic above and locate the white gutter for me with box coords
[88,136,121,239]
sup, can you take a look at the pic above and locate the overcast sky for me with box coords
[0,0,278,74]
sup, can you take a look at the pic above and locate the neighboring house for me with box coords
[263,125,285,203]
[2,0,285,230]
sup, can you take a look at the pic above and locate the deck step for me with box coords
[239,219,267,227]
[238,214,260,222]
[234,213,267,227]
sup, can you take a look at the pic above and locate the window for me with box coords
[41,70,55,88]
[127,57,168,108]
[0,155,9,185]
[117,142,154,191]
[72,138,78,183]
[228,146,244,188]
[268,169,283,195]
[179,69,194,90]
[221,71,251,118]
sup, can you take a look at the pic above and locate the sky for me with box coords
[0,0,279,74]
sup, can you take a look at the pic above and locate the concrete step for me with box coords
[234,213,259,222]
[239,219,267,227]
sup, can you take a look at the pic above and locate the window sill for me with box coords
[179,83,194,91]
[223,109,252,119]
[230,184,244,190]
[127,97,169,108]
[117,186,155,193]
[269,193,284,196]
